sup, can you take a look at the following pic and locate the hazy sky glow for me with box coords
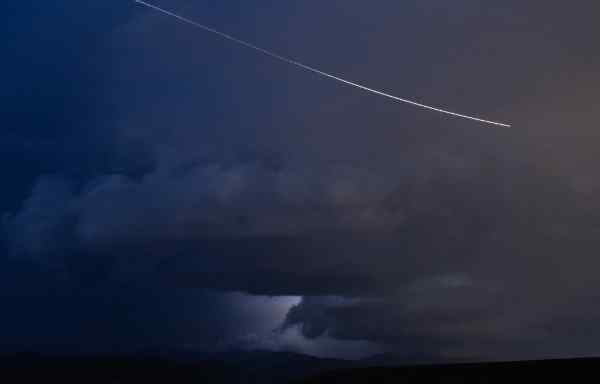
[2,0,600,362]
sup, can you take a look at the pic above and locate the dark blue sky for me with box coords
[2,0,600,361]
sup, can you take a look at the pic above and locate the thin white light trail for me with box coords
[134,0,511,128]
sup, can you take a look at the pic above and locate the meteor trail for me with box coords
[134,0,511,128]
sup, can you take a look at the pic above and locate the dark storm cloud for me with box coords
[4,146,519,297]
[3,0,600,360]
[0,256,286,355]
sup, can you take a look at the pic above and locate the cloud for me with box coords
[3,177,76,259]
[3,150,512,294]
[281,270,600,362]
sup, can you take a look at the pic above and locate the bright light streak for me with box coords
[134,0,511,128]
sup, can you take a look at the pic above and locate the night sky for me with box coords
[2,0,600,362]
